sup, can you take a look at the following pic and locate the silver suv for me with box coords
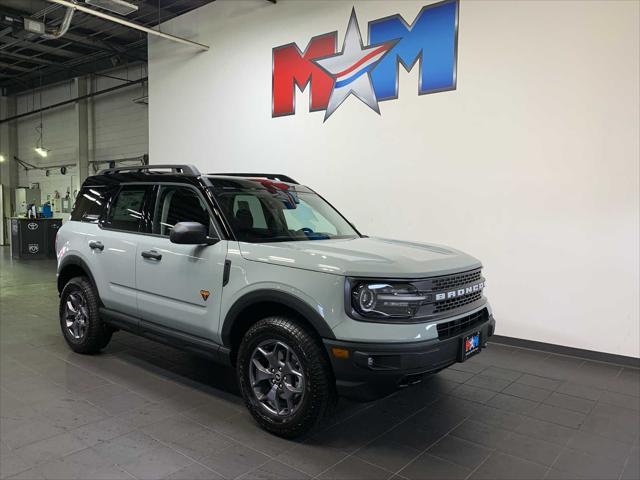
[56,164,495,437]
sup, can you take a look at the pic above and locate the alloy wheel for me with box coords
[249,340,305,417]
[64,291,89,340]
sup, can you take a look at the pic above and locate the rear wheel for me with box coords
[237,316,336,438]
[59,276,112,354]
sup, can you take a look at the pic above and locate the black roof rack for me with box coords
[207,173,298,184]
[97,164,201,176]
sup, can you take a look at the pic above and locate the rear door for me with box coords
[135,184,227,341]
[93,184,154,317]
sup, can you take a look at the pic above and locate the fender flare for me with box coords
[57,255,99,295]
[220,289,336,346]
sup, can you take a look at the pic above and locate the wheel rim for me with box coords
[249,340,305,417]
[64,291,89,340]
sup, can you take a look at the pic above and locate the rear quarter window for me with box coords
[71,186,115,223]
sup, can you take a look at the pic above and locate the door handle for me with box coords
[89,241,104,251]
[141,250,162,261]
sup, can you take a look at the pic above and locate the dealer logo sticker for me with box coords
[200,290,210,301]
[272,0,458,120]
[28,244,39,254]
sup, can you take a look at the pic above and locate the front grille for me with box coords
[434,291,483,313]
[357,268,486,323]
[431,269,482,290]
[437,308,488,340]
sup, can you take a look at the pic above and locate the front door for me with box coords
[135,184,227,341]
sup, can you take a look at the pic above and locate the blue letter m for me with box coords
[369,0,458,101]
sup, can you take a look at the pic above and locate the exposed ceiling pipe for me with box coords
[0,77,147,124]
[41,5,75,40]
[47,0,210,51]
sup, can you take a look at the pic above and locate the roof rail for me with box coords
[208,173,299,184]
[97,164,201,176]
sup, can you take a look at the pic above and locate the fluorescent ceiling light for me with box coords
[85,0,138,16]
[0,154,6,162]
[34,147,49,158]
[132,95,148,105]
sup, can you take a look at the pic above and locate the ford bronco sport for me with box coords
[56,164,495,438]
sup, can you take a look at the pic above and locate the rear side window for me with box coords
[70,186,114,223]
[103,185,151,232]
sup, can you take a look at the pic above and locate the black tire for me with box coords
[237,316,336,438]
[59,276,112,354]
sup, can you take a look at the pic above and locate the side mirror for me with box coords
[170,222,218,245]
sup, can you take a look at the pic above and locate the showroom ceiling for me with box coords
[0,0,215,95]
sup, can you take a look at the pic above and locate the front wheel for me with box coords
[59,276,112,354]
[237,316,336,438]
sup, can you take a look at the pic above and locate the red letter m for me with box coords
[272,32,336,117]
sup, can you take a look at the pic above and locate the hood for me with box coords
[238,237,481,278]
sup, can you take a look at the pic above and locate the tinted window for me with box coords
[70,186,114,223]
[104,186,149,232]
[153,186,210,236]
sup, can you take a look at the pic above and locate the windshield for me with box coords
[207,178,359,242]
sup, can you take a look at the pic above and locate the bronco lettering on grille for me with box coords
[435,281,485,301]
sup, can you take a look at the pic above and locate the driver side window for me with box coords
[153,186,210,236]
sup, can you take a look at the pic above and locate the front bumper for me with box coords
[324,312,495,401]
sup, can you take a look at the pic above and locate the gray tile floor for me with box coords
[1,247,638,480]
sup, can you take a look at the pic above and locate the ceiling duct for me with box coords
[40,5,75,39]
[48,0,210,50]
[85,0,138,16]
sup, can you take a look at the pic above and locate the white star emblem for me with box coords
[314,9,396,121]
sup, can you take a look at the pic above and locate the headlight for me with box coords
[351,282,426,319]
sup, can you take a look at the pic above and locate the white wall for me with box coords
[93,67,148,163]
[148,0,640,358]
[13,65,148,206]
